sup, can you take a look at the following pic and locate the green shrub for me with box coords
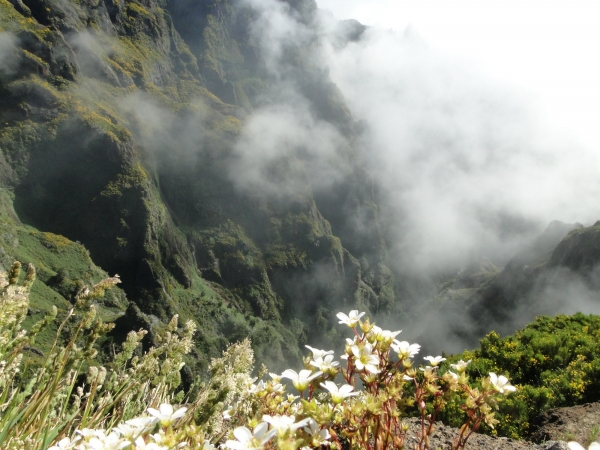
[440,313,600,439]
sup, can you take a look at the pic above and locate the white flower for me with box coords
[48,437,80,449]
[77,429,101,441]
[369,326,401,343]
[488,372,516,394]
[391,341,421,359]
[223,423,276,450]
[320,381,360,404]
[133,436,168,449]
[568,443,600,450]
[262,415,310,437]
[305,346,334,360]
[269,373,282,383]
[148,431,168,446]
[309,354,339,372]
[84,431,129,450]
[423,356,446,367]
[446,371,459,381]
[267,381,284,394]
[223,407,234,420]
[303,418,331,446]
[147,404,187,427]
[249,380,266,395]
[113,422,149,441]
[125,416,159,430]
[351,343,380,374]
[336,310,365,328]
[281,369,323,392]
[450,359,471,373]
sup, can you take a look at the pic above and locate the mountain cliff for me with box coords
[0,0,393,371]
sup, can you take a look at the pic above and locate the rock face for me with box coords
[408,400,600,450]
[404,418,567,450]
[531,402,600,445]
[0,0,394,370]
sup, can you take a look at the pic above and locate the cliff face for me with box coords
[0,0,393,370]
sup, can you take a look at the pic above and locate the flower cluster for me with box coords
[48,404,195,450]
[221,310,516,450]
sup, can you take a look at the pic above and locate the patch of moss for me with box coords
[0,0,52,39]
[209,114,241,134]
[100,163,148,197]
[177,79,221,104]
[265,246,308,270]
[72,103,132,143]
[126,1,153,19]
[110,36,161,84]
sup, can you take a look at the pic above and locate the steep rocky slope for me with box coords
[0,0,393,371]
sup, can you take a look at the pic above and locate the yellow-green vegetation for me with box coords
[100,164,148,197]
[73,103,132,143]
[109,35,161,82]
[266,246,308,270]
[210,114,241,134]
[0,0,52,38]
[440,313,600,439]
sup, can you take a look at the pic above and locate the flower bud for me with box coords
[360,318,374,334]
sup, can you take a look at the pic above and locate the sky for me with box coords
[316,0,600,149]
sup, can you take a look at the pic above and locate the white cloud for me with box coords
[229,99,347,199]
[323,25,600,271]
[0,32,19,77]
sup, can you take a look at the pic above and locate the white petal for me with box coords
[172,407,187,420]
[224,440,247,450]
[339,384,354,394]
[233,427,253,443]
[281,369,298,380]
[159,404,174,416]
[253,422,269,439]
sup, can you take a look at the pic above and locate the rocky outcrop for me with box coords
[531,402,600,446]
[404,418,567,450]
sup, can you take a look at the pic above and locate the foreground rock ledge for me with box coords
[405,418,568,450]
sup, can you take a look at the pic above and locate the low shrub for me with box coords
[440,313,600,439]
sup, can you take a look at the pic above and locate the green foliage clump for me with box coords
[100,164,148,198]
[0,260,246,449]
[441,313,600,439]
